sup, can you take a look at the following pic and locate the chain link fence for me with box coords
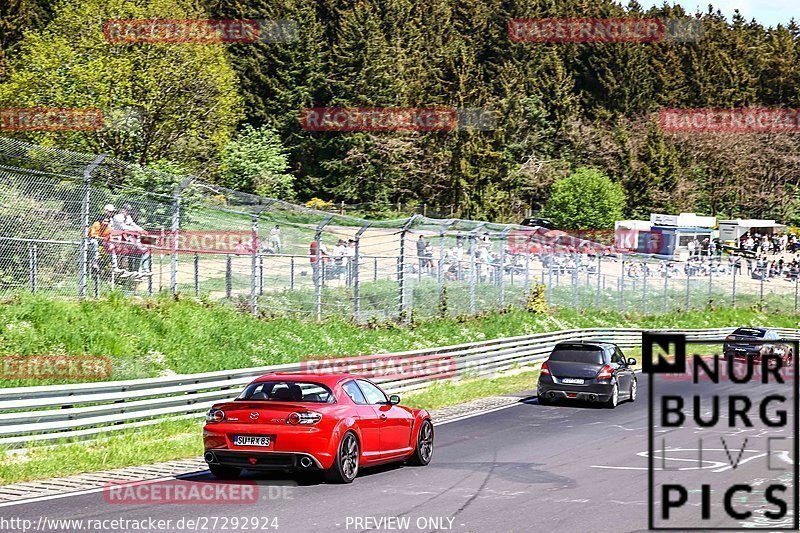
[1,137,798,321]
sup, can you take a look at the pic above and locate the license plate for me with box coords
[234,435,272,447]
[561,378,584,384]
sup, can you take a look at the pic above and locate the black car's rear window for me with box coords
[549,346,605,364]
[732,328,765,338]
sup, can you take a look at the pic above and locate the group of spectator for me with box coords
[740,232,799,255]
[88,202,150,279]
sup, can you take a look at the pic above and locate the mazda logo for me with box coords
[249,412,259,420]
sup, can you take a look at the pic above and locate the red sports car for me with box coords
[202,372,434,483]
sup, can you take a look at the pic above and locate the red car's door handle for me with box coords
[380,414,387,420]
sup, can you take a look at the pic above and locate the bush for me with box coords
[542,167,625,230]
[525,283,548,314]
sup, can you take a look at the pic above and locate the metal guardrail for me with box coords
[1,327,795,447]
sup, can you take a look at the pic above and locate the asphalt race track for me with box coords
[3,373,795,533]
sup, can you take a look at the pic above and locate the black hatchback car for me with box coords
[537,341,637,408]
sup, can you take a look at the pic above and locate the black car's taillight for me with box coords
[596,364,614,380]
[541,362,550,375]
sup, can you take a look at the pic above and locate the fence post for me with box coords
[29,243,37,294]
[523,249,530,294]
[259,256,264,295]
[78,154,106,298]
[468,231,478,314]
[595,255,601,307]
[572,252,578,309]
[437,221,455,315]
[547,261,553,306]
[663,264,669,313]
[685,269,691,310]
[92,242,99,297]
[732,260,737,307]
[250,213,259,316]
[398,215,419,321]
[760,270,765,307]
[314,215,333,321]
[170,175,194,296]
[795,275,798,313]
[620,258,625,312]
[708,258,713,306]
[353,222,371,322]
[225,254,232,299]
[499,226,512,308]
[193,253,199,296]
[642,262,648,314]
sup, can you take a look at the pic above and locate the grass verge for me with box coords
[0,293,797,386]
[0,368,540,485]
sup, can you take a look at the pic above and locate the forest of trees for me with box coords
[2,0,800,225]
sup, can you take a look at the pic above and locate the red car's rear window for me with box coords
[236,381,334,403]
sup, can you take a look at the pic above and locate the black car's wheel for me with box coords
[787,351,793,367]
[407,419,434,466]
[606,383,619,409]
[208,464,241,479]
[629,378,637,403]
[325,431,359,484]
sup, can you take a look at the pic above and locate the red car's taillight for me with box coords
[287,412,322,425]
[541,362,550,375]
[206,409,225,423]
[596,364,614,380]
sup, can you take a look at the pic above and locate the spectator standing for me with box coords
[110,204,148,276]
[88,203,115,270]
[416,235,427,273]
[270,225,281,253]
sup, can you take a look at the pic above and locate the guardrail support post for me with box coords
[78,154,106,298]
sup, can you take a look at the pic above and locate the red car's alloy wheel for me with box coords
[407,419,434,466]
[418,421,433,463]
[338,433,359,481]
